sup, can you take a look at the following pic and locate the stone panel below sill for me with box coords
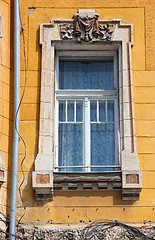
[53,172,122,191]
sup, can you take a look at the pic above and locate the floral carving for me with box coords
[59,10,114,42]
[98,24,114,41]
[60,24,74,39]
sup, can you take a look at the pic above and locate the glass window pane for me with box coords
[91,123,115,171]
[76,101,83,122]
[59,60,114,90]
[58,123,83,172]
[107,100,114,122]
[67,101,74,122]
[90,101,97,122]
[99,100,106,122]
[59,100,66,122]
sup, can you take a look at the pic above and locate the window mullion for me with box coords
[54,99,59,171]
[74,100,76,122]
[114,99,119,165]
[84,98,91,172]
[105,100,108,122]
[66,100,68,122]
[97,100,99,122]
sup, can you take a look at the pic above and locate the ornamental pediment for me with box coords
[59,9,114,42]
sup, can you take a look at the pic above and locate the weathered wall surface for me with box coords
[8,0,155,225]
[0,0,12,221]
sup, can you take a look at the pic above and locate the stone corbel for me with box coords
[122,151,142,200]
[32,169,53,200]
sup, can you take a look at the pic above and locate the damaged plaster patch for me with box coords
[28,7,36,16]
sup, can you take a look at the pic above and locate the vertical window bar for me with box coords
[66,100,67,122]
[105,100,108,123]
[55,100,59,171]
[74,100,76,123]
[114,99,119,165]
[97,100,99,123]
[84,98,90,172]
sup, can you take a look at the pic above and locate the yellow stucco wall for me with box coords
[4,0,155,224]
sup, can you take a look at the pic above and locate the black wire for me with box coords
[0,215,155,239]
[81,220,155,240]
[115,221,155,240]
[0,227,25,240]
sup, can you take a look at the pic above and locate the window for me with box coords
[54,52,120,172]
[32,11,142,200]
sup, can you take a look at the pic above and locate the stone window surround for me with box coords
[32,10,142,201]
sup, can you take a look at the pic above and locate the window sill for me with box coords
[53,172,122,191]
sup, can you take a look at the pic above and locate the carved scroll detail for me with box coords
[60,10,114,42]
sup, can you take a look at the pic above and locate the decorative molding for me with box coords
[32,9,142,201]
[60,10,114,42]
[54,173,122,191]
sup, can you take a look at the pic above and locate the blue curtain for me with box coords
[58,100,83,172]
[91,100,115,172]
[91,123,115,172]
[58,124,83,172]
[59,60,114,90]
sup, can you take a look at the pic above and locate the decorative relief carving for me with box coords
[60,10,114,42]
[60,24,74,40]
[98,24,114,41]
[74,10,100,42]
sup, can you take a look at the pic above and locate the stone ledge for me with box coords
[54,172,122,191]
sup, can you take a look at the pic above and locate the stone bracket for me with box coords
[32,171,53,200]
[122,150,142,200]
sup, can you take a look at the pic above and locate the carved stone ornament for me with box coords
[60,10,114,42]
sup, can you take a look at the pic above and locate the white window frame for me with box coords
[54,51,120,172]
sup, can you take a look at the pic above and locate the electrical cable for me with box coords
[81,220,155,240]
[0,216,25,239]
[1,215,155,239]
